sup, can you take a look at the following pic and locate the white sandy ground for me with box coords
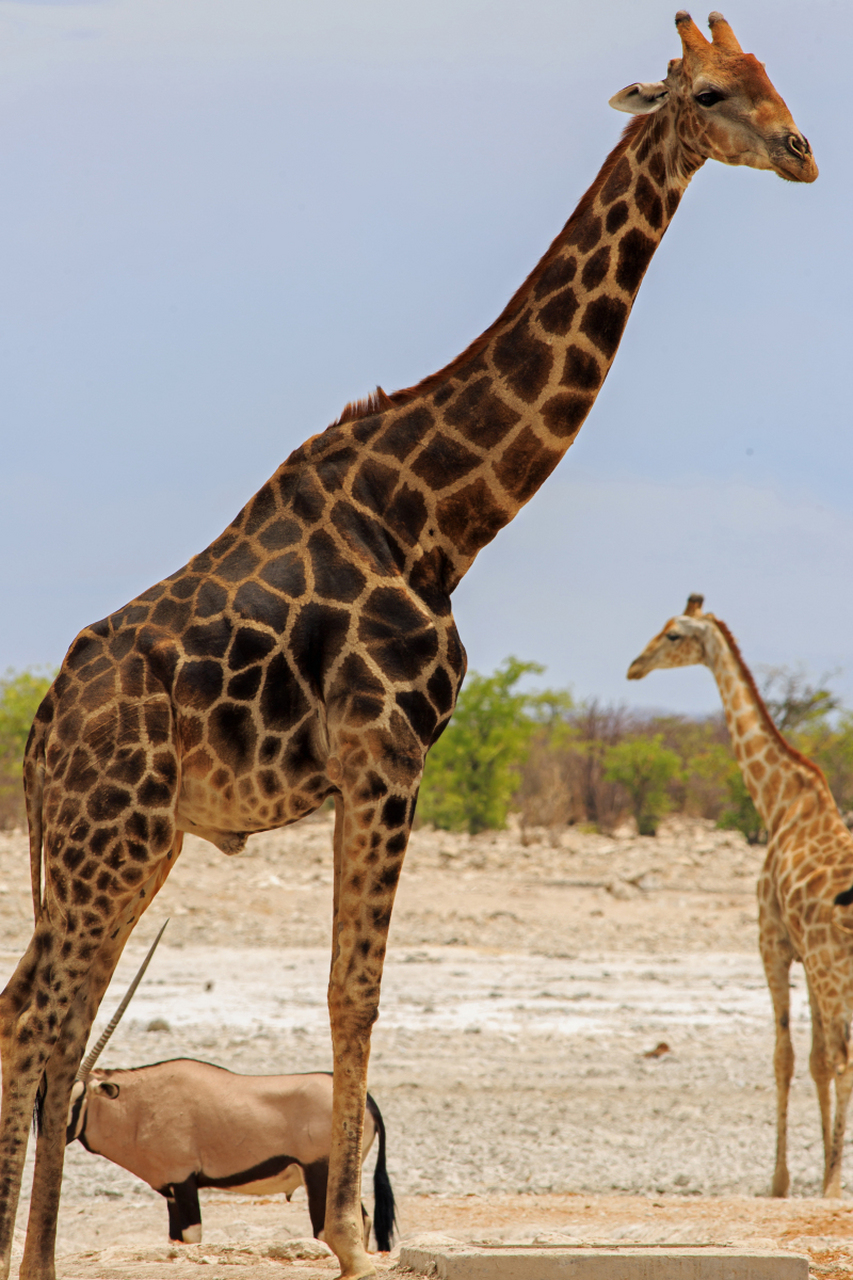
[1,814,852,1277]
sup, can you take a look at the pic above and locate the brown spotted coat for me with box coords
[628,595,853,1198]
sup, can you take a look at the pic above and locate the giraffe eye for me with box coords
[666,632,680,641]
[695,89,724,107]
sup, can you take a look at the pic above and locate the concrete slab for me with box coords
[398,1244,809,1280]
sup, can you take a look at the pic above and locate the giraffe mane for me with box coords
[333,386,397,426]
[711,616,831,789]
[331,115,649,427]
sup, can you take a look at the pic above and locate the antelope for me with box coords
[65,927,396,1249]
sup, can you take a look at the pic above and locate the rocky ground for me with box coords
[1,813,852,1278]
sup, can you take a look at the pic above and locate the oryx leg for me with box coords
[302,1160,329,1240]
[163,1173,202,1243]
[323,750,421,1279]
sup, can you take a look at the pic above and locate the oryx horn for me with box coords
[77,919,169,1080]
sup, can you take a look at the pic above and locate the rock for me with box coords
[265,1238,333,1260]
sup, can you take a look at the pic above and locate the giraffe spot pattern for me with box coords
[411,435,482,491]
[492,312,554,403]
[581,246,611,292]
[374,406,433,461]
[580,295,629,358]
[566,214,602,255]
[435,479,506,557]
[600,156,633,203]
[635,174,664,230]
[605,201,630,234]
[533,253,577,300]
[495,427,561,503]
[561,346,601,392]
[615,228,658,296]
[444,378,521,449]
[541,391,594,440]
[537,287,580,336]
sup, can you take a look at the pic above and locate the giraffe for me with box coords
[0,15,816,1280]
[628,596,853,1198]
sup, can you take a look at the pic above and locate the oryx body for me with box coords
[67,1061,395,1249]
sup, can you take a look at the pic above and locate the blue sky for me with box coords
[1,0,848,715]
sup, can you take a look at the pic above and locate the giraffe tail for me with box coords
[24,721,47,925]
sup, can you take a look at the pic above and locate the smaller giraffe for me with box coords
[628,595,853,1198]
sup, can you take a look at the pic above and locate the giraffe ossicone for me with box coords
[628,596,853,1198]
[0,14,816,1280]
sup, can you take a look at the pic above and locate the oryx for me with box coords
[66,927,396,1250]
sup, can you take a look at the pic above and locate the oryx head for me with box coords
[66,921,168,1144]
[66,1074,120,1144]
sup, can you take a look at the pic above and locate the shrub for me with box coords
[717,766,765,845]
[0,668,55,829]
[602,735,682,836]
[418,657,571,834]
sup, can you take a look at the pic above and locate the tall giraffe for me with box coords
[628,596,853,1198]
[0,15,816,1280]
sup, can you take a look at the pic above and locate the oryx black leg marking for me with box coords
[301,1160,329,1239]
[161,1174,201,1244]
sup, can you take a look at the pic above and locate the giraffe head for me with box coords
[627,593,717,679]
[609,11,817,184]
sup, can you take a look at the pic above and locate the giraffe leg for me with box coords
[0,687,182,1278]
[19,850,177,1280]
[0,922,58,1280]
[804,979,835,1195]
[322,767,420,1279]
[759,907,795,1198]
[20,941,128,1279]
[0,833,181,1280]
[824,1061,853,1198]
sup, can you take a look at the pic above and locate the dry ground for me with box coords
[1,813,852,1277]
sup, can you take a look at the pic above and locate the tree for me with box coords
[760,664,840,734]
[603,734,681,836]
[418,657,571,835]
[0,668,55,828]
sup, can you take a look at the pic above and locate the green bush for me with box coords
[418,657,571,834]
[602,734,682,836]
[717,766,765,845]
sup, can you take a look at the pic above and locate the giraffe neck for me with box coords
[338,106,703,592]
[702,620,832,836]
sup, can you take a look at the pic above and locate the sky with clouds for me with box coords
[0,0,849,715]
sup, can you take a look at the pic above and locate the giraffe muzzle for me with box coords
[774,132,818,182]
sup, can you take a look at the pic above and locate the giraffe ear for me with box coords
[609,82,669,115]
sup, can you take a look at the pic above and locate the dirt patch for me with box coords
[35,1195,853,1279]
